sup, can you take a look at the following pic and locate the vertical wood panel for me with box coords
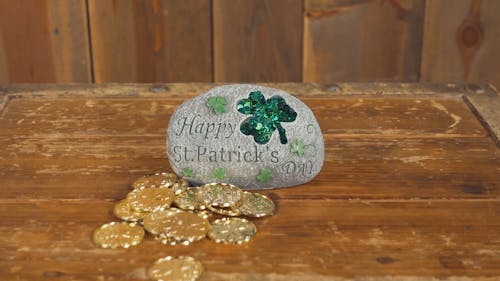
[0,24,9,83]
[213,0,302,82]
[0,0,90,83]
[88,0,212,83]
[421,0,500,89]
[303,0,424,83]
[88,0,136,82]
[47,0,91,82]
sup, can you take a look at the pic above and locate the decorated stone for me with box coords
[166,84,324,189]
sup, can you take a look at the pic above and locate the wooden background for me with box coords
[0,0,499,88]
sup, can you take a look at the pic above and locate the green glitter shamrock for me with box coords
[290,139,305,156]
[206,96,227,114]
[237,91,297,144]
[182,167,194,177]
[256,167,273,182]
[212,167,226,180]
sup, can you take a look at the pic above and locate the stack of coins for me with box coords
[92,172,276,280]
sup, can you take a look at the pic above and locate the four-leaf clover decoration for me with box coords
[290,139,305,156]
[256,167,273,182]
[206,96,227,114]
[237,91,297,144]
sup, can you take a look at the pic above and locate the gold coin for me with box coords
[154,233,191,246]
[148,256,203,281]
[127,187,174,212]
[132,172,178,189]
[113,199,148,222]
[196,183,243,208]
[172,178,189,195]
[195,210,213,220]
[174,188,200,210]
[206,204,241,217]
[154,234,179,246]
[162,212,210,243]
[143,209,182,235]
[92,222,144,249]
[233,191,275,218]
[208,217,257,244]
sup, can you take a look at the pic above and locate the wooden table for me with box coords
[0,83,499,280]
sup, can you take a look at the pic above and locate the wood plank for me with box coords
[0,0,91,82]
[0,84,496,200]
[46,0,92,82]
[88,0,212,83]
[87,0,136,82]
[213,0,302,82]
[303,0,425,83]
[0,94,497,200]
[0,82,496,141]
[0,200,499,280]
[421,0,500,90]
[0,136,498,200]
[3,82,493,145]
[0,24,8,83]
[0,97,487,137]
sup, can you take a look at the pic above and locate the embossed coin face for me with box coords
[148,256,203,281]
[132,172,178,189]
[234,192,275,218]
[172,178,189,195]
[127,187,174,212]
[196,183,243,208]
[174,188,200,210]
[162,212,210,243]
[113,199,148,222]
[92,222,145,248]
[208,217,257,244]
[143,209,182,235]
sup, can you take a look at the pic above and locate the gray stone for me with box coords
[166,84,324,189]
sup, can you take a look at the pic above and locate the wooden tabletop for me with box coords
[0,83,499,280]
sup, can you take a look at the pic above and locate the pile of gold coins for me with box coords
[92,172,275,281]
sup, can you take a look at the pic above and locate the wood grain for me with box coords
[88,0,212,83]
[0,0,91,83]
[303,0,425,83]
[213,0,302,82]
[421,0,500,89]
[0,83,499,280]
[0,200,499,280]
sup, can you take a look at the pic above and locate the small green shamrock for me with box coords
[237,91,297,144]
[290,139,305,156]
[182,167,194,177]
[256,167,273,182]
[206,96,227,114]
[212,167,226,180]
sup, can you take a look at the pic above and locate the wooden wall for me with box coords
[0,0,499,88]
